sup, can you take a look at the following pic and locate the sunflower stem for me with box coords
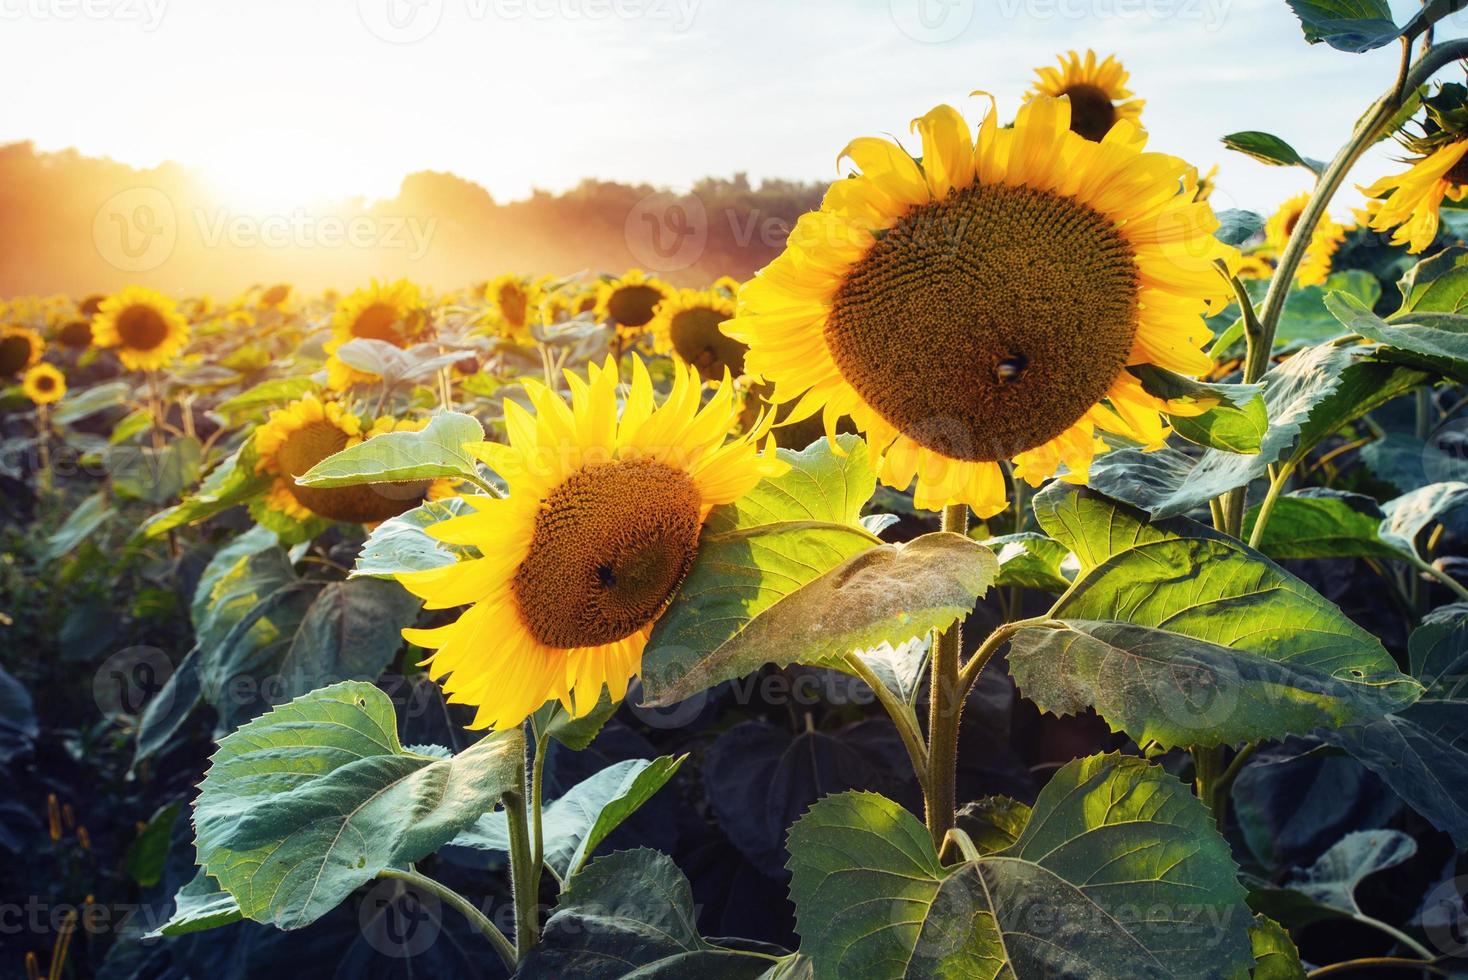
[925,502,969,848]
[503,728,541,960]
[377,867,516,972]
[843,650,930,798]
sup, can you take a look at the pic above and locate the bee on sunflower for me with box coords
[482,274,544,343]
[90,287,190,371]
[395,355,784,730]
[324,279,431,389]
[0,325,44,377]
[648,287,745,382]
[254,394,451,524]
[1266,192,1346,287]
[1361,82,1468,253]
[22,363,65,406]
[724,95,1236,517]
[595,269,672,338]
[1027,49,1144,142]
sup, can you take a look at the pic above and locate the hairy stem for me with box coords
[925,502,969,847]
[843,651,930,797]
[378,867,516,972]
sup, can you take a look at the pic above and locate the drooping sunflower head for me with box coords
[90,287,190,372]
[260,283,293,308]
[483,274,544,342]
[1266,192,1346,287]
[648,287,745,382]
[595,269,672,337]
[22,363,65,406]
[253,395,445,523]
[396,354,785,730]
[0,326,44,377]
[726,96,1235,516]
[1028,49,1145,142]
[77,294,106,318]
[325,279,430,389]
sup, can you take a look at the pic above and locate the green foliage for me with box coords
[1221,131,1323,173]
[296,410,485,486]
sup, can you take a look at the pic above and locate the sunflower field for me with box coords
[14,13,1468,980]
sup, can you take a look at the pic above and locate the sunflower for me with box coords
[1234,255,1275,280]
[1265,192,1346,287]
[725,96,1234,517]
[55,320,93,350]
[259,283,292,308]
[1187,164,1219,203]
[89,287,190,371]
[648,288,745,382]
[541,284,600,325]
[1028,50,1145,142]
[324,279,429,389]
[254,395,448,523]
[595,269,672,337]
[1360,139,1468,253]
[0,326,44,377]
[483,274,543,343]
[22,363,65,405]
[396,355,784,730]
[712,276,743,298]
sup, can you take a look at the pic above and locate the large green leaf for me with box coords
[352,496,477,579]
[214,377,318,421]
[193,681,522,929]
[149,870,243,938]
[1220,132,1323,174]
[518,848,778,978]
[1129,365,1266,454]
[139,439,273,539]
[704,434,876,532]
[983,532,1074,592]
[643,531,995,705]
[1244,489,1398,560]
[1398,246,1468,315]
[1327,290,1468,381]
[296,411,484,487]
[1087,343,1355,517]
[452,756,683,878]
[1379,481,1468,558]
[785,754,1252,979]
[1009,620,1411,748]
[1248,830,1418,928]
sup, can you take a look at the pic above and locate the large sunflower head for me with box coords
[1028,50,1145,142]
[0,326,44,377]
[595,269,672,337]
[396,355,784,730]
[648,287,744,382]
[725,96,1235,517]
[325,279,429,389]
[22,363,65,406]
[254,395,445,523]
[483,274,544,343]
[1265,192,1346,286]
[90,287,190,371]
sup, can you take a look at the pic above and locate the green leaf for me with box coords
[352,497,477,579]
[1087,343,1355,517]
[1249,916,1306,980]
[1214,209,1265,246]
[296,411,484,487]
[1249,830,1418,927]
[785,754,1252,979]
[704,434,876,532]
[1220,131,1323,173]
[149,871,243,938]
[983,532,1074,592]
[532,693,619,752]
[44,492,113,560]
[193,681,523,929]
[854,637,929,705]
[1327,289,1468,381]
[954,796,1031,855]
[124,802,181,888]
[52,380,129,424]
[109,436,202,505]
[643,532,995,706]
[1130,365,1267,454]
[520,848,777,978]
[1009,620,1412,748]
[108,408,154,445]
[1285,0,1403,52]
[1380,481,1468,558]
[452,756,684,878]
[1398,246,1468,315]
[1244,489,1399,560]
[214,377,318,420]
[139,439,273,539]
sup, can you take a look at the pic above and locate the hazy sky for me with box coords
[2,0,1464,215]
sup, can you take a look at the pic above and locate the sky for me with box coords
[2,0,1465,215]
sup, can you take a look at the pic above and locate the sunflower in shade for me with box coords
[254,394,450,523]
[22,363,65,406]
[483,274,543,343]
[725,96,1235,516]
[90,287,190,371]
[648,288,745,382]
[0,325,44,377]
[1027,50,1145,142]
[1266,192,1346,287]
[1361,84,1468,253]
[595,269,672,337]
[395,355,784,730]
[324,279,430,389]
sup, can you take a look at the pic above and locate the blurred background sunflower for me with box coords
[90,286,190,371]
[21,362,64,405]
[596,269,671,338]
[1027,49,1144,142]
[324,278,430,389]
[648,286,743,382]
